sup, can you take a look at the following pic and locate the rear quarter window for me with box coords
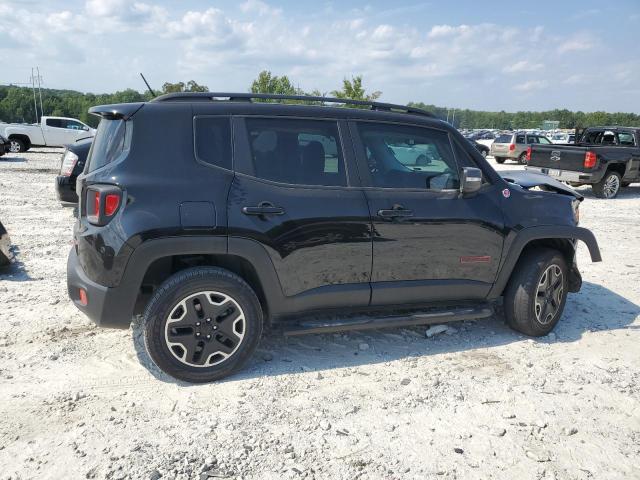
[86,119,130,173]
[495,134,512,143]
[194,117,232,170]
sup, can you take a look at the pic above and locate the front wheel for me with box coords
[142,267,263,383]
[592,171,621,199]
[504,248,568,337]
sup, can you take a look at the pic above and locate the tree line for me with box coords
[1,72,638,129]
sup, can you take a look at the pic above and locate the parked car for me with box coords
[55,137,92,204]
[526,126,640,198]
[0,116,95,153]
[67,92,601,383]
[491,132,552,164]
[0,219,13,267]
[469,139,490,158]
[0,133,9,156]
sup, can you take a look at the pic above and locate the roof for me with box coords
[151,92,435,119]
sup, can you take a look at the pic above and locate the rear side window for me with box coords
[46,118,63,128]
[618,132,635,146]
[495,134,512,143]
[245,118,347,187]
[86,119,128,173]
[194,117,232,170]
[538,136,551,144]
[515,134,525,144]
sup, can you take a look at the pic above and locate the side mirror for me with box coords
[460,167,483,196]
[82,126,89,131]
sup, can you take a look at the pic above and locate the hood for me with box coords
[499,169,583,200]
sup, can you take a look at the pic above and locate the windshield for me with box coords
[86,119,129,172]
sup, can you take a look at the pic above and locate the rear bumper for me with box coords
[526,166,596,184]
[56,175,79,204]
[67,247,133,329]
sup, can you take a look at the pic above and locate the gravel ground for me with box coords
[0,148,639,480]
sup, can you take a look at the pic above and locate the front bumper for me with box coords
[526,166,594,184]
[67,247,132,329]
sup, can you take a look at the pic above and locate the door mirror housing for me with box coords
[460,167,483,196]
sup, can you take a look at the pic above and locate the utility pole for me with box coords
[30,68,38,123]
[451,108,456,127]
[36,67,44,118]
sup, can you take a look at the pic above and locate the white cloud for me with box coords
[513,80,549,92]
[503,61,544,74]
[558,34,594,53]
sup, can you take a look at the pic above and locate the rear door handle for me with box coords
[242,202,285,216]
[377,206,414,218]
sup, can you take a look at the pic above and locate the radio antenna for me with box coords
[140,73,157,97]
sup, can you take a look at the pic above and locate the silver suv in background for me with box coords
[491,132,552,164]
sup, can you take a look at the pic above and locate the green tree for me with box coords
[331,75,381,102]
[250,70,299,96]
[161,80,209,94]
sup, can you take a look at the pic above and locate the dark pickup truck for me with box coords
[526,126,640,198]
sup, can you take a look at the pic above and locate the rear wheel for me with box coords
[504,248,568,337]
[9,138,26,153]
[143,267,263,383]
[495,156,506,164]
[517,152,528,165]
[592,171,621,199]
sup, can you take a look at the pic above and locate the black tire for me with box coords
[495,157,506,164]
[504,248,568,337]
[517,152,527,165]
[592,170,621,199]
[142,267,263,383]
[9,138,26,153]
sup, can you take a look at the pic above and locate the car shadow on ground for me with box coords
[0,156,27,163]
[131,281,640,386]
[0,246,33,281]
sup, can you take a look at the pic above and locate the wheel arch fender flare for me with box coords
[488,226,601,299]
[117,236,285,323]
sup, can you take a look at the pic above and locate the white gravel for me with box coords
[1,148,639,480]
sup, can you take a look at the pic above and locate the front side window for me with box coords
[357,123,459,190]
[194,117,232,170]
[64,120,84,130]
[245,118,346,187]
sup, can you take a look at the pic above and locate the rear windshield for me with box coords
[86,119,129,172]
[495,134,512,143]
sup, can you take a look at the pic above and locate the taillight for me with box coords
[86,186,122,225]
[79,288,88,306]
[526,146,532,162]
[509,143,515,152]
[60,150,79,176]
[584,151,597,168]
[104,194,120,216]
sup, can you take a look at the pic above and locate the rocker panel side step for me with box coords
[282,305,494,336]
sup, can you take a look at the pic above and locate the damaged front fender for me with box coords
[499,170,583,199]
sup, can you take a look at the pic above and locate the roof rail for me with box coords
[151,92,435,118]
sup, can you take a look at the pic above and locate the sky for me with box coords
[1,0,639,112]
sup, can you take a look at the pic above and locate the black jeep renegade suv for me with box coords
[67,92,601,383]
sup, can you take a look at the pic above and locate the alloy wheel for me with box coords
[9,140,21,153]
[165,291,246,367]
[603,174,620,198]
[534,264,564,325]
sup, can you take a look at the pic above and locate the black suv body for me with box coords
[67,93,601,382]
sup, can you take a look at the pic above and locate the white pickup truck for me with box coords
[0,116,96,153]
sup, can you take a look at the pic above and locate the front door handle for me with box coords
[242,202,285,216]
[377,206,413,218]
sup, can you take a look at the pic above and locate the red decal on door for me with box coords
[460,256,492,264]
